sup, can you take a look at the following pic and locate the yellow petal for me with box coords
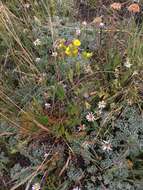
[72,48,78,55]
[65,47,71,55]
[73,39,81,47]
[82,51,93,58]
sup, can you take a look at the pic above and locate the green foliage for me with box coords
[0,152,9,173]
[0,0,143,189]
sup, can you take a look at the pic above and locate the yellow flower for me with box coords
[65,43,78,56]
[58,43,66,49]
[72,48,78,56]
[82,51,93,59]
[86,52,93,58]
[72,39,81,47]
[57,39,66,49]
[65,46,71,56]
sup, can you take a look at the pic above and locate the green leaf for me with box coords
[37,115,49,125]
[67,103,80,116]
[68,68,74,83]
[56,84,65,100]
[75,62,81,76]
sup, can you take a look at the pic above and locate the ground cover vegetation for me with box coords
[0,0,143,189]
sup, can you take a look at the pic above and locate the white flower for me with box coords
[82,21,87,26]
[98,100,106,109]
[32,183,40,190]
[101,140,112,152]
[34,39,41,46]
[77,124,86,132]
[42,73,46,77]
[44,153,49,158]
[76,28,81,36]
[86,112,95,122]
[124,58,132,68]
[72,187,81,190]
[24,3,30,8]
[132,70,138,76]
[35,57,41,63]
[99,22,105,28]
[52,52,58,57]
[45,103,51,109]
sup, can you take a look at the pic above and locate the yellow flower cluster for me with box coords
[65,44,78,56]
[65,39,81,56]
[58,38,93,59]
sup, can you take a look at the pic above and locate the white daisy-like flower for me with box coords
[124,58,132,68]
[72,186,81,190]
[98,100,106,110]
[33,38,41,46]
[32,183,40,190]
[75,28,81,36]
[82,21,87,26]
[35,57,41,63]
[52,51,58,57]
[86,112,95,122]
[44,153,49,158]
[99,22,105,28]
[101,140,112,152]
[44,103,51,109]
